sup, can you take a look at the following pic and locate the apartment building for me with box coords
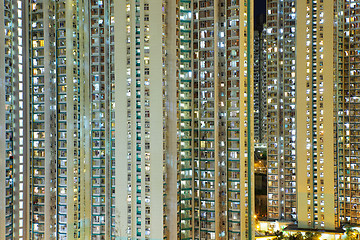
[254,30,261,143]
[268,0,360,231]
[173,0,254,239]
[296,0,336,230]
[28,0,84,238]
[259,24,267,144]
[0,0,28,239]
[114,0,166,239]
[334,0,360,226]
[254,24,267,144]
[0,0,255,239]
[266,0,297,221]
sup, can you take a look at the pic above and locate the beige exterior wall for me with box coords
[114,0,165,238]
[296,0,335,230]
[148,0,165,238]
[78,0,91,238]
[321,0,336,229]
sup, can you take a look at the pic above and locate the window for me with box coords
[145,68,149,75]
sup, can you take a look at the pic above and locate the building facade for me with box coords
[254,23,267,144]
[28,0,86,238]
[296,0,336,230]
[267,0,360,231]
[89,0,115,238]
[268,0,337,230]
[259,24,267,144]
[297,0,360,230]
[334,0,360,226]
[115,0,166,239]
[173,0,255,239]
[0,0,28,239]
[0,0,255,239]
[24,0,167,239]
[254,30,261,143]
[266,0,297,221]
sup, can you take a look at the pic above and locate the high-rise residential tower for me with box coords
[0,0,255,239]
[254,24,267,144]
[268,0,335,230]
[296,0,336,229]
[259,24,267,144]
[169,0,255,239]
[27,0,167,238]
[28,0,96,238]
[266,0,297,221]
[115,0,166,239]
[297,0,360,230]
[0,0,28,239]
[297,0,360,231]
[88,0,116,238]
[254,30,261,143]
[334,0,360,226]
[268,0,360,231]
